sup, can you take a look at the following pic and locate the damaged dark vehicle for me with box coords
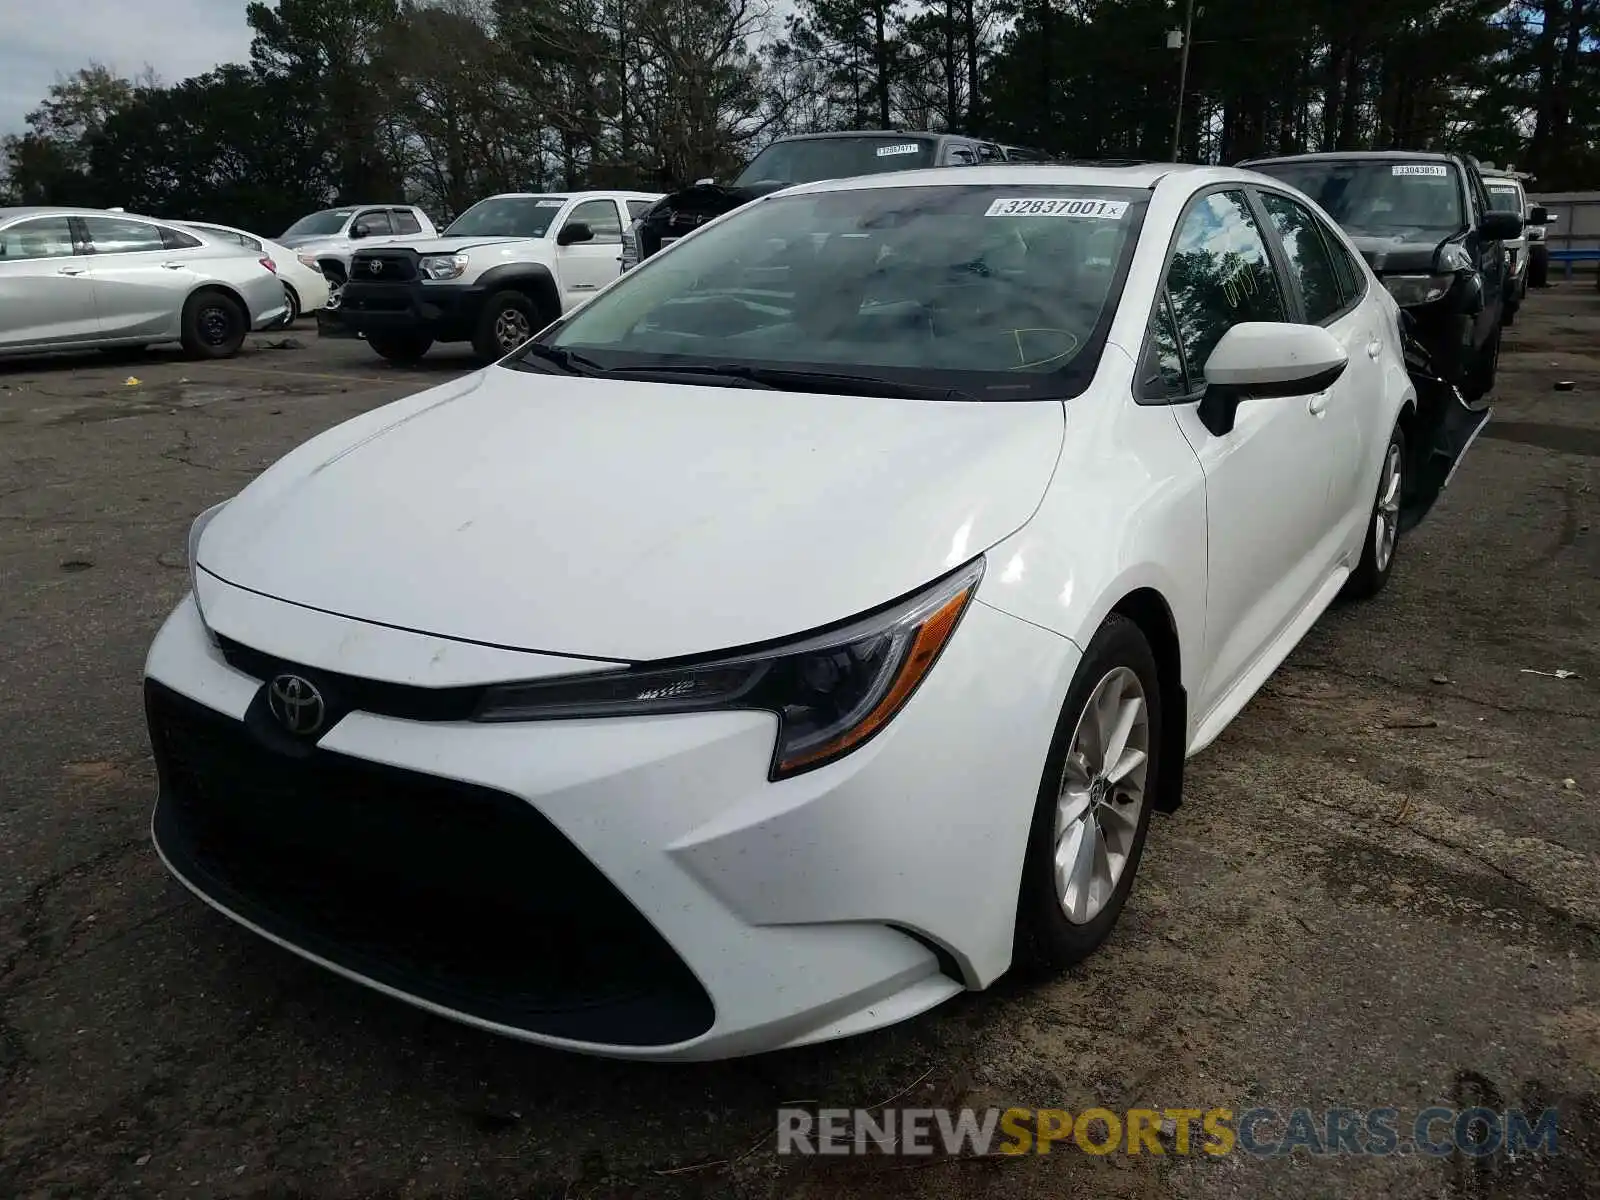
[1241,150,1520,527]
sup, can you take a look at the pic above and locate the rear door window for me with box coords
[1258,192,1346,323]
[391,209,422,235]
[82,217,166,255]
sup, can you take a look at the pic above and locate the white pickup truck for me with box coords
[276,204,440,305]
[320,190,662,363]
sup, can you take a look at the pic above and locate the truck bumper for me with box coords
[323,282,488,343]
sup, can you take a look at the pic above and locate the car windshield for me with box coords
[1486,183,1523,214]
[1248,160,1465,238]
[442,196,568,238]
[535,184,1145,400]
[281,208,357,238]
[733,137,939,188]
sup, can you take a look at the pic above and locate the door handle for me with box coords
[57,265,86,276]
[1308,392,1330,416]
[161,262,187,270]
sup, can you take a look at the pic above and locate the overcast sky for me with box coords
[1,1,254,136]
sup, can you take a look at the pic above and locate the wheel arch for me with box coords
[476,264,562,326]
[184,282,250,321]
[1106,587,1186,813]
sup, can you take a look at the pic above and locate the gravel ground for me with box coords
[1,290,1597,1199]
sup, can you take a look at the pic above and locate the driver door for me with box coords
[1149,189,1346,720]
[555,200,625,309]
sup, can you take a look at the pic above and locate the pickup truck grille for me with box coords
[350,251,417,282]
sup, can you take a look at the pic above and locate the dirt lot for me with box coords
[2,291,1597,1200]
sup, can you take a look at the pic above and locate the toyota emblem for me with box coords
[267,674,326,736]
[366,258,383,275]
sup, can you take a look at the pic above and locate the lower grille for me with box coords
[147,680,714,1045]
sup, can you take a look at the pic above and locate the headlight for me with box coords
[1383,274,1455,307]
[296,252,320,270]
[187,500,231,640]
[419,253,468,281]
[476,558,985,778]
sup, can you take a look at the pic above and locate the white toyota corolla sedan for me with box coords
[145,164,1483,1060]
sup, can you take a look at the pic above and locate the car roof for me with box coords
[0,205,170,223]
[477,190,663,201]
[770,130,946,143]
[786,161,1234,195]
[1242,150,1458,166]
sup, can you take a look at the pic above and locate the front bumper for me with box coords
[320,280,487,342]
[143,576,1078,1059]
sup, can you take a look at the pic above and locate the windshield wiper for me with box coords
[515,344,606,376]
[604,363,977,401]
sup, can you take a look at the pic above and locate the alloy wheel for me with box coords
[1054,666,1150,925]
[494,306,531,351]
[1374,442,1403,572]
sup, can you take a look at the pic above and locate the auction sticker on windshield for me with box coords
[985,198,1129,219]
[537,200,566,207]
[1392,164,1449,177]
[875,143,921,157]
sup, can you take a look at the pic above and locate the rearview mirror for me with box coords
[556,221,594,246]
[1198,323,1349,437]
[1478,210,1523,239]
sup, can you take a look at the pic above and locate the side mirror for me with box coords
[1528,205,1557,225]
[694,177,715,187]
[556,221,594,246]
[1478,210,1523,239]
[349,223,370,239]
[1198,323,1349,437]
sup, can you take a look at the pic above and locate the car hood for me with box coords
[196,368,1064,662]
[378,235,541,256]
[1347,231,1460,275]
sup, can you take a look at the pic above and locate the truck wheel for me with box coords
[472,291,542,362]
[367,331,433,364]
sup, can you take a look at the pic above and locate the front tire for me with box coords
[1341,422,1405,601]
[366,330,434,364]
[1015,614,1162,973]
[472,290,542,362]
[180,289,248,360]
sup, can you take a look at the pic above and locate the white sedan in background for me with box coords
[147,164,1481,1060]
[176,221,331,326]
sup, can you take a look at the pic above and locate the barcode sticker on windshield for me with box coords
[536,199,565,207]
[984,197,1128,219]
[876,143,921,157]
[1392,164,1448,177]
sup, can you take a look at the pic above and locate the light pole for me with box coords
[1168,0,1196,161]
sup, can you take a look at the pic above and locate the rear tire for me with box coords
[1015,614,1162,973]
[471,290,543,362]
[1466,324,1501,402]
[1342,422,1406,601]
[366,330,433,364]
[180,289,248,360]
[280,284,301,328]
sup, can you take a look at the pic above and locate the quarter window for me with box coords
[564,199,622,244]
[161,227,205,250]
[1142,290,1188,398]
[1163,190,1287,381]
[83,217,165,255]
[625,199,654,221]
[0,216,75,260]
[1259,192,1344,323]
[392,209,422,234]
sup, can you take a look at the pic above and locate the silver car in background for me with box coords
[0,207,288,359]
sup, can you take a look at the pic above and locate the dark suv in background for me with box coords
[1240,150,1522,403]
[623,131,1048,270]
